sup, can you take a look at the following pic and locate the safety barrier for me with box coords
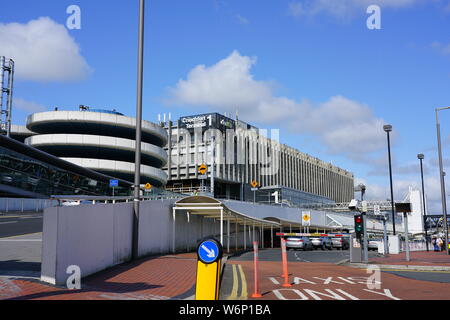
[276,232,351,238]
[280,238,292,288]
[251,241,262,298]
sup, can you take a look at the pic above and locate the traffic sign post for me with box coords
[198,164,208,193]
[251,181,259,203]
[198,163,208,175]
[302,211,311,228]
[195,238,223,300]
[396,202,412,262]
[110,180,119,197]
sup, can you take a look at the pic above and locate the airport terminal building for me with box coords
[6,108,354,205]
[161,113,354,206]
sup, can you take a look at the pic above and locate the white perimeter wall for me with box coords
[40,199,258,286]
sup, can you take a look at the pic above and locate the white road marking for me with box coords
[0,239,42,242]
[0,222,18,225]
[294,252,311,263]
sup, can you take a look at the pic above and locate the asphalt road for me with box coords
[222,249,450,300]
[0,213,43,238]
[382,270,450,284]
[230,248,381,263]
[0,214,43,278]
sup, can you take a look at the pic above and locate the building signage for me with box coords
[180,115,212,130]
[373,205,381,215]
[179,113,235,132]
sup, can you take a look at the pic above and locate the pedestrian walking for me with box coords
[437,237,444,252]
[432,237,438,252]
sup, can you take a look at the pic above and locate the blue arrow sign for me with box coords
[109,180,119,187]
[197,239,222,264]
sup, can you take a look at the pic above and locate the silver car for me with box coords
[310,237,333,250]
[286,237,313,251]
[331,237,350,250]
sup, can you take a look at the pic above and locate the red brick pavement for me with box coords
[0,253,198,300]
[228,260,450,300]
[369,251,450,266]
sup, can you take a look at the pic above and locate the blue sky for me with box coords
[1,0,450,212]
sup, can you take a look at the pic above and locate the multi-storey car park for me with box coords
[23,107,168,188]
[160,113,354,206]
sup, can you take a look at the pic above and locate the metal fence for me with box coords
[0,198,58,213]
[401,239,429,252]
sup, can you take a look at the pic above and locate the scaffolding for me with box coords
[0,57,14,137]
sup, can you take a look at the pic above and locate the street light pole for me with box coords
[132,0,145,260]
[384,124,396,235]
[436,107,450,255]
[417,154,429,252]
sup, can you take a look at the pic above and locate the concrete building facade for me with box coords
[161,113,354,205]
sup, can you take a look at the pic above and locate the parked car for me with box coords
[367,239,380,251]
[61,200,81,206]
[310,237,333,250]
[286,237,313,251]
[331,237,350,250]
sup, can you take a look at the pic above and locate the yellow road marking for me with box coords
[227,264,248,300]
[228,264,239,300]
[238,264,248,300]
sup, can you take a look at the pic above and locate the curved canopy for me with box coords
[174,196,280,228]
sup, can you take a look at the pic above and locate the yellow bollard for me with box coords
[195,238,223,300]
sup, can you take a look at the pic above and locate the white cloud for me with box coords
[0,17,92,82]
[431,41,450,56]
[168,50,388,157]
[13,98,46,113]
[288,0,420,19]
[235,14,250,24]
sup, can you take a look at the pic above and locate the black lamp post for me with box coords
[436,107,450,255]
[384,124,396,235]
[132,0,145,260]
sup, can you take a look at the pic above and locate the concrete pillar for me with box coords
[172,208,176,253]
[227,218,230,253]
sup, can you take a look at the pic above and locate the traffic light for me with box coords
[354,214,364,239]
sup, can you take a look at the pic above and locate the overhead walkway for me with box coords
[173,196,280,253]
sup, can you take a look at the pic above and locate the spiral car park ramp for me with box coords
[25,109,168,187]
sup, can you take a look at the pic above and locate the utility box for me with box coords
[388,235,400,254]
[350,233,362,263]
